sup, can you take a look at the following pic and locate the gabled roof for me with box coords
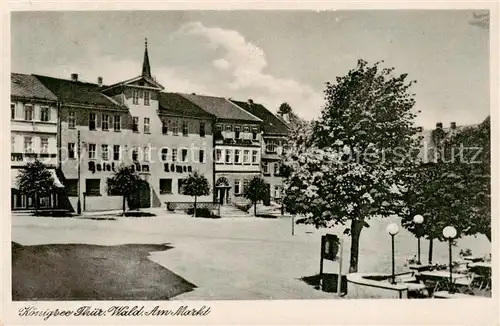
[230,99,289,135]
[34,74,125,110]
[101,75,165,92]
[11,73,57,101]
[158,92,215,119]
[179,93,262,122]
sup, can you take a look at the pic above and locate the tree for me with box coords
[244,176,269,216]
[283,59,420,272]
[182,171,211,217]
[278,102,292,115]
[16,159,55,215]
[106,165,141,214]
[401,117,491,263]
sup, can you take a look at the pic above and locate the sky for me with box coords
[11,10,490,129]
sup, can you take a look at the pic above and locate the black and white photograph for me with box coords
[2,3,498,325]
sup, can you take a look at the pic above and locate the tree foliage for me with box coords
[283,59,420,272]
[107,165,141,213]
[278,102,293,115]
[244,176,269,216]
[183,171,211,216]
[16,159,55,214]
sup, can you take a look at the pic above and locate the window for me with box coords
[216,124,222,131]
[11,103,15,120]
[263,162,269,174]
[24,105,33,121]
[162,120,168,134]
[85,179,101,196]
[243,150,250,163]
[113,115,121,131]
[66,179,78,196]
[41,107,50,122]
[234,180,241,195]
[89,113,96,130]
[159,179,172,194]
[243,126,250,133]
[144,146,150,162]
[101,144,109,161]
[113,145,120,161]
[68,143,75,159]
[24,137,33,153]
[252,150,258,163]
[266,142,276,153]
[225,125,232,132]
[182,121,188,136]
[216,149,222,162]
[161,148,168,161]
[133,89,139,104]
[144,117,150,133]
[102,114,110,130]
[132,147,139,161]
[178,179,185,194]
[274,185,281,199]
[68,111,76,128]
[181,149,188,162]
[225,149,232,163]
[144,91,150,106]
[88,144,96,159]
[252,127,258,140]
[132,117,139,132]
[172,148,178,162]
[243,179,249,193]
[235,126,241,139]
[11,136,15,153]
[199,150,205,163]
[274,162,280,175]
[234,149,241,163]
[40,138,49,154]
[172,120,179,135]
[200,121,206,137]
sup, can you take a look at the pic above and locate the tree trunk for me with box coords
[34,193,38,215]
[122,195,126,214]
[254,202,257,216]
[348,218,365,273]
[194,196,197,217]
[428,238,434,265]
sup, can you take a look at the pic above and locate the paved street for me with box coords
[12,213,490,300]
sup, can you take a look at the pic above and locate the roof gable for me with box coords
[230,100,289,135]
[102,75,164,92]
[11,73,57,101]
[179,93,262,122]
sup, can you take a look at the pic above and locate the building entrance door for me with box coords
[215,177,231,205]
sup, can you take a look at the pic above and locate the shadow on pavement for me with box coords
[12,242,196,301]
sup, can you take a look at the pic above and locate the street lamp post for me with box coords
[386,223,400,284]
[443,226,457,294]
[76,130,82,215]
[413,214,424,265]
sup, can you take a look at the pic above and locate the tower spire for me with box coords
[142,38,152,79]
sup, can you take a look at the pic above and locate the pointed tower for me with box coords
[142,38,152,79]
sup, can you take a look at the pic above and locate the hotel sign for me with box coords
[88,161,150,174]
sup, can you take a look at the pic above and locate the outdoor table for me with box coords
[418,271,468,295]
[408,264,433,272]
[468,262,491,291]
[463,256,484,263]
[468,262,491,269]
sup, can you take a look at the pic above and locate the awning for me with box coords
[10,169,64,189]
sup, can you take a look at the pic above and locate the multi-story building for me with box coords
[231,99,290,202]
[10,73,63,210]
[180,94,263,205]
[35,41,214,211]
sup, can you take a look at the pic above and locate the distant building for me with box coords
[180,94,263,205]
[10,73,63,210]
[231,99,290,202]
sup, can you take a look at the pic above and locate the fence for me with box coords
[166,201,220,211]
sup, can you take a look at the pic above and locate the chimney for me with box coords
[247,99,254,105]
[436,122,443,129]
[450,121,456,129]
[71,73,78,82]
[283,113,290,123]
[97,76,103,87]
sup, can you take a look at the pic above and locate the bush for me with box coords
[166,202,176,211]
[187,207,213,218]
